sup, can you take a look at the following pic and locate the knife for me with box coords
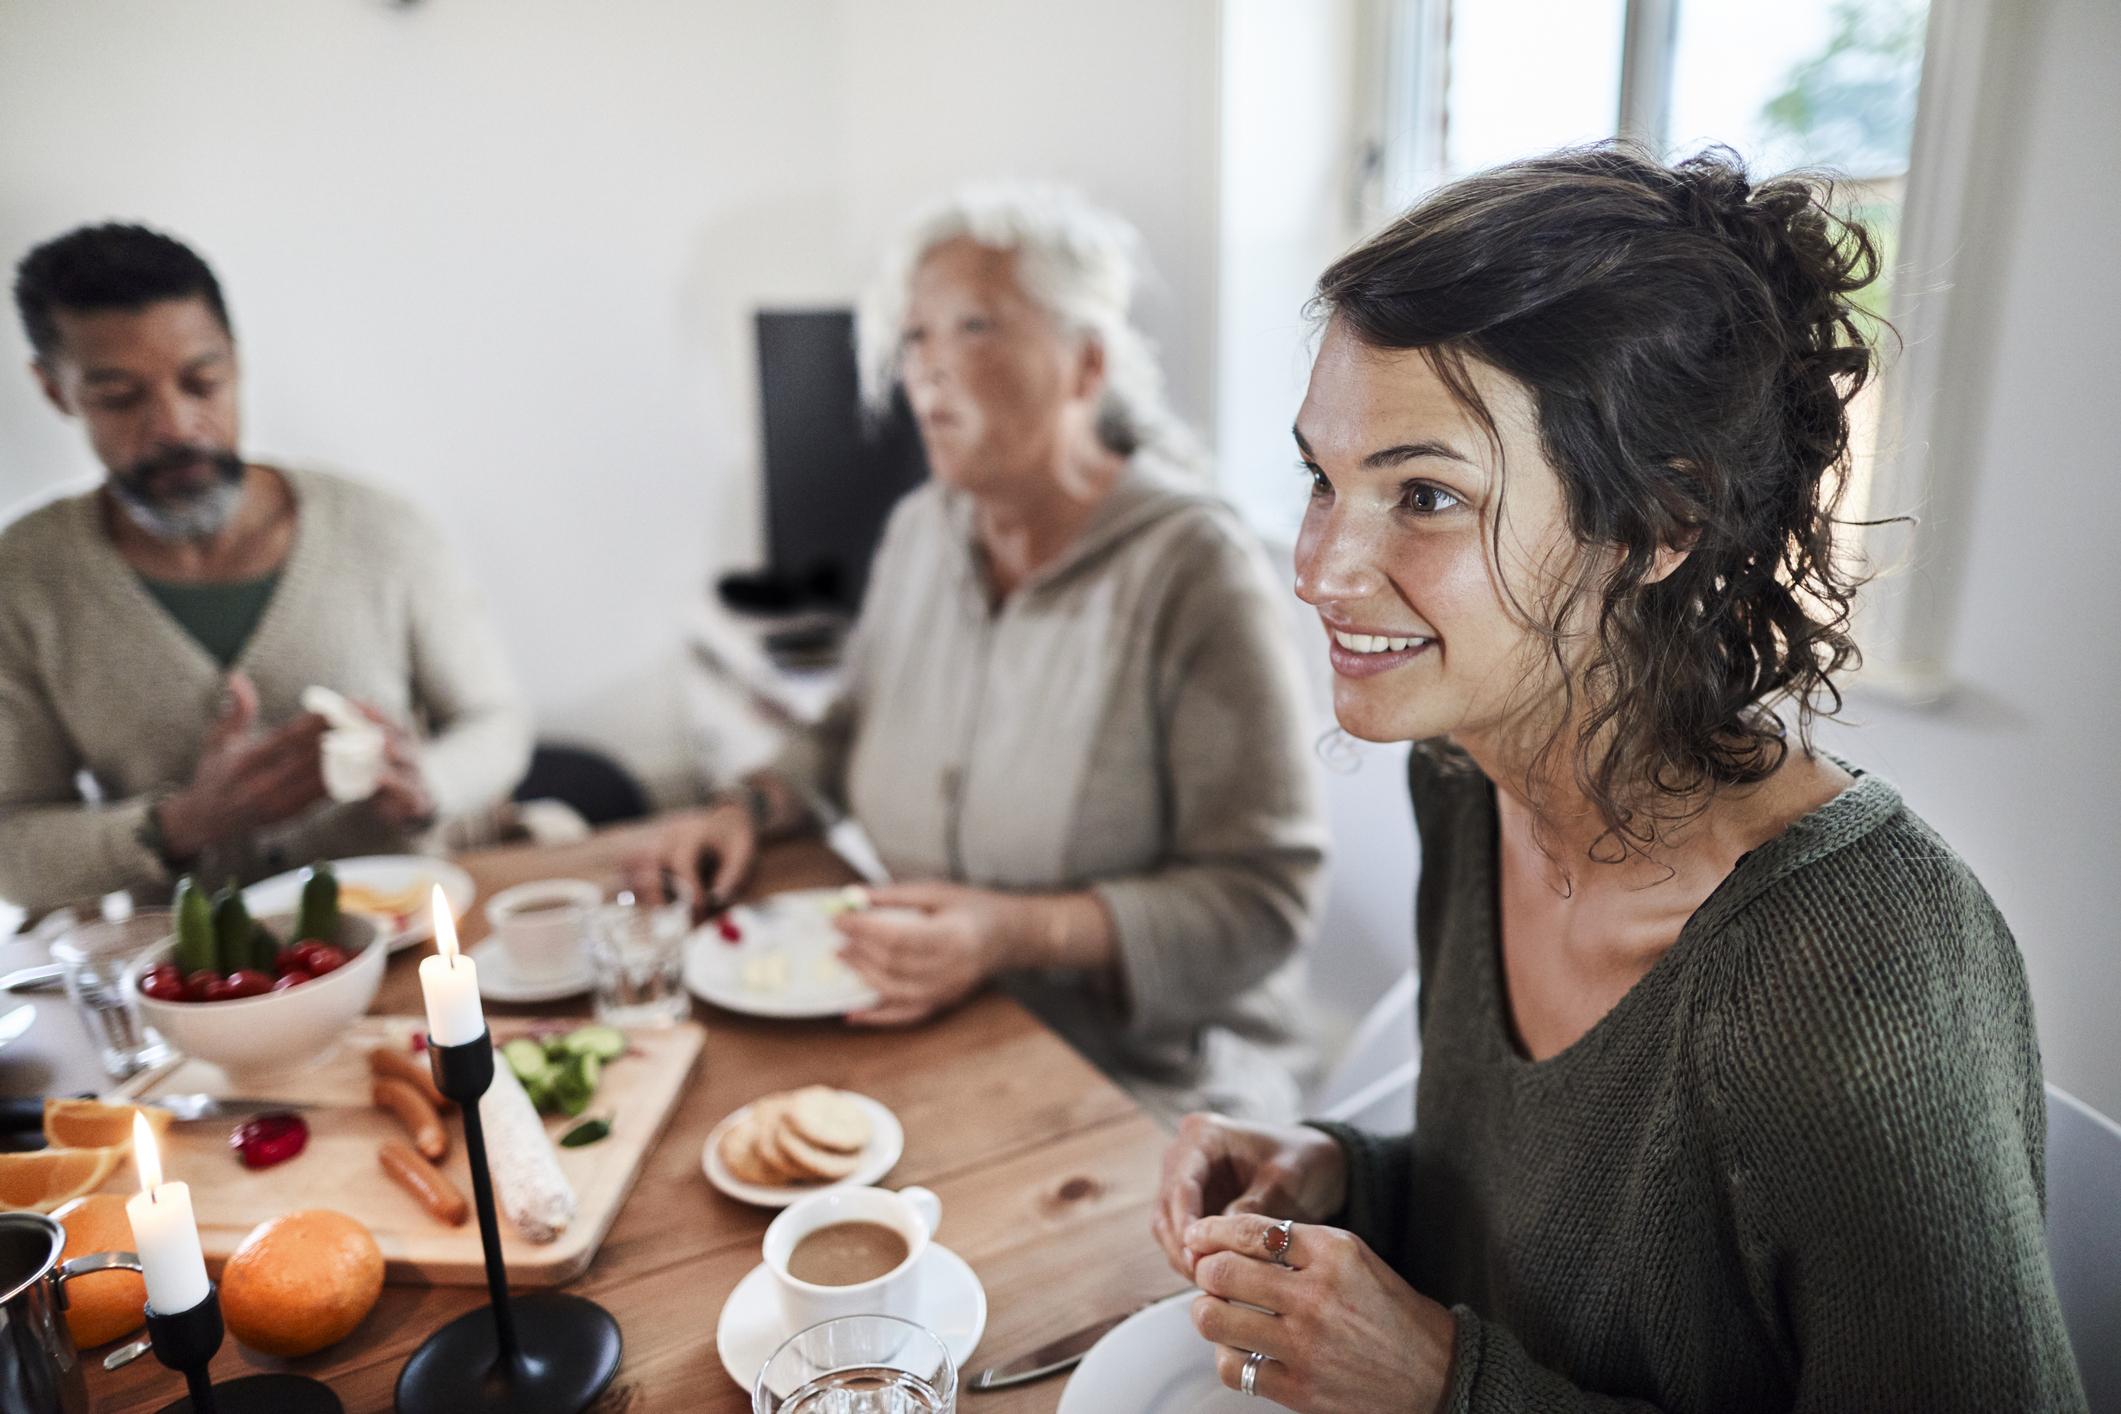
[970,1295,1187,1391]
[0,1093,326,1133]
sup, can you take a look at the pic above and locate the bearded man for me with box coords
[0,223,530,913]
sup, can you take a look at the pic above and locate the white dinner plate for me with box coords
[467,937,595,1004]
[682,887,881,1019]
[1059,1293,1250,1413]
[701,1092,904,1207]
[244,856,475,954]
[715,1243,987,1394]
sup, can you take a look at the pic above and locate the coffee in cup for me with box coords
[762,1186,940,1333]
[483,879,600,982]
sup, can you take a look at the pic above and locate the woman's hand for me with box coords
[1186,1213,1456,1412]
[833,881,1025,1026]
[629,802,758,916]
[1152,1115,1349,1280]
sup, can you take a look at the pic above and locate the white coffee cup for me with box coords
[762,1185,941,1334]
[484,879,600,982]
[320,727,385,803]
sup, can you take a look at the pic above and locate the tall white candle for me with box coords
[124,1112,210,1314]
[417,884,484,1046]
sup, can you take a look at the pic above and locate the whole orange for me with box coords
[51,1194,147,1348]
[218,1210,383,1358]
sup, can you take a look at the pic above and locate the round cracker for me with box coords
[770,1115,865,1181]
[717,1112,788,1187]
[784,1086,872,1154]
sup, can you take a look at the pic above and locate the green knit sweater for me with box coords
[1315,751,2086,1411]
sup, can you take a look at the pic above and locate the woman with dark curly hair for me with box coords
[1149,145,2086,1411]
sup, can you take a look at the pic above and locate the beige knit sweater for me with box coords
[780,457,1329,1122]
[0,466,533,912]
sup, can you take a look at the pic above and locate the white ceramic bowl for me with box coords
[123,911,384,1076]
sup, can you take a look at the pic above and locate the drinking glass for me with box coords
[754,1315,956,1414]
[585,881,693,1027]
[49,911,173,1079]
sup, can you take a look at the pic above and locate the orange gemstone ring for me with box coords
[1262,1217,1294,1266]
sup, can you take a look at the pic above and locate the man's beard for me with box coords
[108,445,247,542]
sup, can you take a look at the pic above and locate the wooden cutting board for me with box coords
[102,1016,703,1287]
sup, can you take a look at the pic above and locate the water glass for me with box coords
[754,1316,957,1414]
[49,911,174,1080]
[586,884,693,1028]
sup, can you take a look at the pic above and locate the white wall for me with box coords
[1216,0,1363,538]
[1814,0,2121,1118]
[0,0,1221,799]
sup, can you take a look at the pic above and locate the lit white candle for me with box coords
[124,1112,210,1314]
[417,884,484,1046]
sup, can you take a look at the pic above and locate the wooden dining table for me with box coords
[2,824,1186,1412]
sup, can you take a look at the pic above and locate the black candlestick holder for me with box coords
[142,1281,342,1414]
[394,1030,622,1414]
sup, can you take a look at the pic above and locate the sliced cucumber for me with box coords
[550,1050,600,1117]
[502,1037,553,1086]
[561,1025,626,1062]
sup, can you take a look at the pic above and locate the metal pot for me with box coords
[0,1210,141,1414]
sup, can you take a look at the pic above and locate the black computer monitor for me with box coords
[754,308,928,611]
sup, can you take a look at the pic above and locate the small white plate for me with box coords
[716,1243,987,1394]
[244,856,475,954]
[682,888,881,1019]
[468,938,594,1004]
[701,1093,904,1207]
[1059,1293,1249,1413]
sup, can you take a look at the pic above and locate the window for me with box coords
[1363,0,1967,688]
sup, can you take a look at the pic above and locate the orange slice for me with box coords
[0,1147,121,1213]
[52,1193,149,1346]
[43,1099,171,1152]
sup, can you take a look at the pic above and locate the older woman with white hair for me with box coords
[653,183,1326,1120]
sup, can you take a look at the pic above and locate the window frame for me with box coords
[1355,0,1993,699]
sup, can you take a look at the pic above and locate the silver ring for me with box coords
[1241,1350,1267,1396]
[1265,1217,1295,1267]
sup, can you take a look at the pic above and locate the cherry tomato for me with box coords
[184,970,222,1002]
[271,972,309,992]
[201,977,242,1002]
[716,917,742,945]
[299,944,349,976]
[222,969,275,1000]
[274,949,312,977]
[140,967,188,1003]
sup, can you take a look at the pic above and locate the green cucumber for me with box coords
[501,1037,553,1086]
[551,1051,599,1117]
[173,877,216,975]
[249,921,282,971]
[212,884,254,976]
[293,863,339,943]
[523,1072,557,1112]
[560,1025,626,1062]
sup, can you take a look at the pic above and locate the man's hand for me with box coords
[156,673,329,859]
[353,701,435,827]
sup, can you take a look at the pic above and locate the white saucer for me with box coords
[701,1093,904,1207]
[467,938,594,1003]
[1058,1293,1248,1412]
[716,1243,987,1394]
